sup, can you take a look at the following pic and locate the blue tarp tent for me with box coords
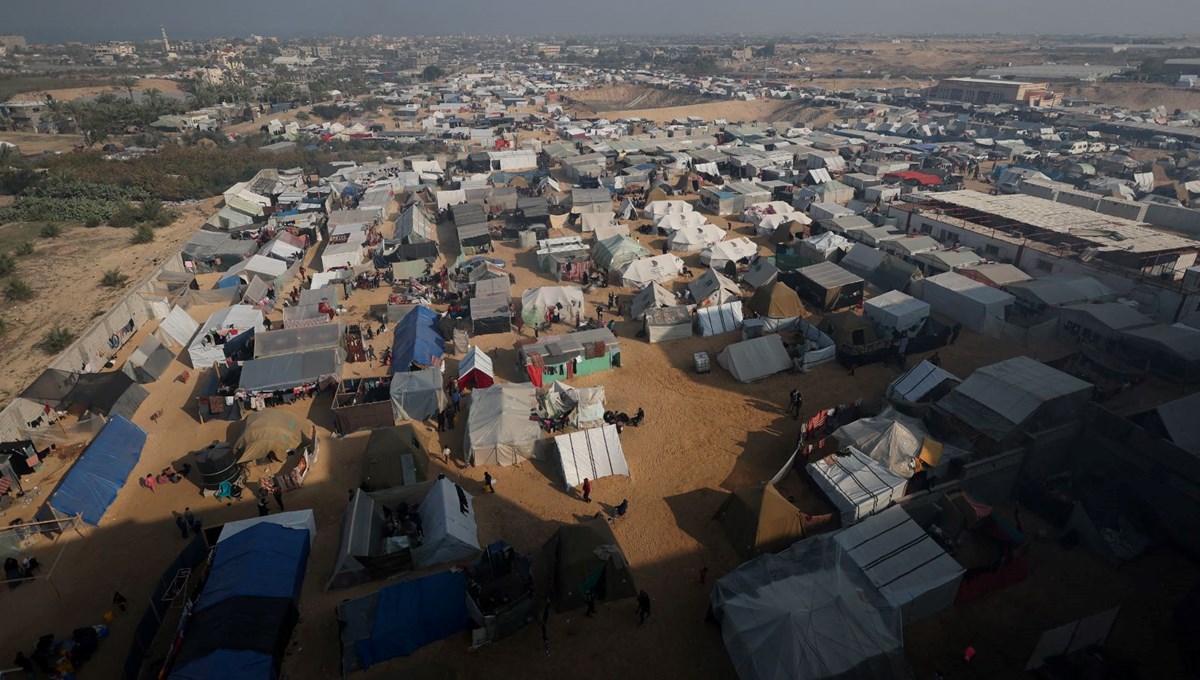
[170,650,274,680]
[338,570,468,672]
[197,523,311,612]
[44,415,146,525]
[390,306,445,372]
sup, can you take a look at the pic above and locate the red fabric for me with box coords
[884,170,943,186]
[526,363,543,388]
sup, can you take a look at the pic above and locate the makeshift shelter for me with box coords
[921,272,1013,333]
[1057,302,1154,348]
[835,506,964,623]
[1118,325,1200,384]
[158,306,201,350]
[630,281,677,320]
[63,372,149,420]
[192,442,242,496]
[789,317,838,371]
[833,408,937,479]
[519,328,620,386]
[18,369,73,408]
[807,447,908,526]
[543,382,607,429]
[619,254,684,289]
[238,348,344,393]
[798,232,851,266]
[579,211,618,233]
[254,323,343,359]
[718,334,793,383]
[886,360,961,414]
[715,483,805,560]
[170,516,312,680]
[789,262,864,312]
[466,542,536,645]
[958,263,1031,289]
[328,478,481,590]
[864,291,931,338]
[457,346,496,391]
[643,199,693,219]
[711,535,906,680]
[520,286,585,326]
[470,294,512,335]
[463,384,540,466]
[389,367,446,421]
[747,281,804,332]
[40,416,145,525]
[645,306,694,343]
[668,224,727,252]
[656,211,708,233]
[689,269,740,307]
[331,377,395,433]
[741,256,780,289]
[544,516,636,612]
[188,305,263,368]
[336,570,468,674]
[696,302,745,336]
[591,235,651,280]
[361,424,428,491]
[1005,274,1116,316]
[235,410,309,462]
[394,203,435,244]
[121,335,176,383]
[555,425,629,488]
[389,306,445,371]
[217,255,289,290]
[702,237,759,270]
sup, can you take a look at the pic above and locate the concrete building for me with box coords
[0,35,26,51]
[931,77,1057,107]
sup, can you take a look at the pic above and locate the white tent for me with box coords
[390,367,447,421]
[218,509,317,546]
[921,272,1013,333]
[593,221,631,242]
[457,345,495,389]
[464,384,541,466]
[630,281,677,320]
[864,290,930,337]
[718,334,793,383]
[188,305,264,368]
[696,302,744,336]
[669,224,727,252]
[807,447,908,526]
[579,211,617,233]
[157,305,200,350]
[701,237,758,270]
[834,505,964,622]
[620,254,684,289]
[753,212,798,237]
[520,286,585,325]
[320,241,364,271]
[832,408,931,478]
[544,382,606,429]
[887,360,961,405]
[555,425,630,488]
[742,201,796,224]
[644,200,693,219]
[798,231,851,262]
[656,211,708,233]
[414,477,481,567]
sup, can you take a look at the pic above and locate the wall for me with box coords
[1097,197,1148,222]
[1144,203,1200,236]
[987,317,1059,346]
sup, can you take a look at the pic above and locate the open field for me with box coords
[8,77,187,103]
[0,130,88,154]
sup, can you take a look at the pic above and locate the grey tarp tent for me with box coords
[388,367,446,421]
[121,335,176,384]
[361,425,428,491]
[254,323,343,359]
[463,384,540,466]
[555,425,629,488]
[717,335,793,383]
[832,408,933,479]
[238,348,344,393]
[63,372,149,420]
[544,516,636,612]
[920,272,1013,333]
[645,306,694,343]
[157,306,200,350]
[808,447,909,526]
[630,281,677,320]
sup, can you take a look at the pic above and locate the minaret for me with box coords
[160,26,171,54]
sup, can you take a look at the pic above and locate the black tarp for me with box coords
[63,372,149,420]
[172,596,298,670]
[19,368,78,406]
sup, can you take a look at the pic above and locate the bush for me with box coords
[294,110,310,121]
[101,268,130,288]
[38,223,63,238]
[0,317,6,337]
[4,278,35,302]
[130,224,155,244]
[109,201,141,228]
[39,326,76,354]
[83,216,103,228]
[0,252,13,277]
[14,242,34,256]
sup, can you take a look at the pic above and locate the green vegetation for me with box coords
[101,268,129,287]
[42,93,187,147]
[421,65,446,81]
[38,223,63,238]
[39,326,76,354]
[0,252,13,277]
[0,179,150,224]
[294,110,310,121]
[14,242,34,256]
[130,224,155,244]
[4,278,35,302]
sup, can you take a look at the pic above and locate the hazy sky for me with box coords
[6,0,1197,43]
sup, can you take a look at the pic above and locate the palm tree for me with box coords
[143,87,164,109]
[116,76,139,102]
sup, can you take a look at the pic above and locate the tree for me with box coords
[421,65,446,82]
[109,200,141,228]
[101,268,130,287]
[116,76,140,102]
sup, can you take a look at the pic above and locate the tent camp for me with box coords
[463,384,540,466]
[40,416,145,525]
[457,346,495,390]
[668,224,727,252]
[864,291,930,338]
[544,516,637,611]
[710,534,907,680]
[833,408,937,478]
[645,306,694,343]
[361,424,429,491]
[336,569,468,674]
[470,294,513,335]
[835,505,964,623]
[543,382,607,430]
[591,235,651,280]
[619,254,684,289]
[808,448,908,526]
[555,425,629,489]
[121,335,176,383]
[62,372,150,421]
[718,334,793,383]
[390,306,445,371]
[188,305,263,368]
[389,367,446,421]
[157,306,201,350]
[714,483,805,560]
[238,348,344,393]
[788,262,864,312]
[520,286,585,326]
[689,269,741,308]
[702,237,758,270]
[921,272,1014,333]
[746,281,804,332]
[327,478,481,589]
[169,515,312,680]
[630,281,677,320]
[696,301,745,336]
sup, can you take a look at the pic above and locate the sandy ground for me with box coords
[0,131,88,155]
[1,190,1188,680]
[0,198,221,404]
[10,78,187,104]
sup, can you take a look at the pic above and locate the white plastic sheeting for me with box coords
[218,509,317,546]
[668,224,727,252]
[864,290,930,337]
[887,360,961,405]
[656,211,708,233]
[701,237,758,269]
[718,334,793,383]
[188,305,263,368]
[807,447,908,526]
[643,200,693,219]
[555,425,629,488]
[158,305,200,350]
[620,254,684,289]
[520,286,585,325]
[696,302,744,336]
[464,384,541,466]
[832,408,930,478]
[921,272,1013,333]
[414,478,481,568]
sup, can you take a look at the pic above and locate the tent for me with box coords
[788,262,864,312]
[188,305,263,368]
[217,254,288,289]
[121,335,176,383]
[807,447,908,526]
[702,237,758,271]
[361,424,428,491]
[696,301,745,337]
[645,306,694,343]
[41,416,145,525]
[555,425,629,488]
[544,516,636,611]
[798,232,851,265]
[921,272,1013,333]
[742,255,779,289]
[592,235,651,276]
[336,570,468,673]
[390,306,445,371]
[689,269,741,307]
[835,505,964,623]
[470,293,512,335]
[466,542,536,645]
[715,483,804,560]
[579,211,617,233]
[620,254,684,289]
[1005,274,1116,314]
[710,534,906,680]
[389,367,446,421]
[235,410,309,462]
[656,211,708,233]
[328,478,481,589]
[718,334,793,383]
[668,224,727,252]
[157,306,201,350]
[238,348,344,393]
[887,360,961,411]
[463,384,540,466]
[63,372,150,420]
[254,323,343,359]
[630,281,677,320]
[644,199,693,219]
[520,286,585,326]
[864,291,930,338]
[746,281,803,332]
[458,346,495,390]
[192,442,241,494]
[544,382,607,429]
[833,408,936,478]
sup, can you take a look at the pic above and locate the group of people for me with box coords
[173,507,202,539]
[435,382,462,432]
[140,464,191,493]
[256,486,286,516]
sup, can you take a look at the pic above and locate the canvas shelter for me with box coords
[217,254,288,290]
[718,334,793,383]
[741,256,779,289]
[235,410,310,462]
[645,306,694,343]
[389,367,446,421]
[1056,302,1154,348]
[158,306,201,350]
[655,211,708,233]
[466,542,536,645]
[835,505,965,623]
[543,382,607,429]
[710,534,906,680]
[833,408,937,478]
[789,262,864,312]
[921,272,1013,333]
[593,221,630,242]
[644,200,693,219]
[470,294,512,335]
[689,269,740,307]
[702,237,759,270]
[463,384,540,466]
[254,323,344,359]
[808,447,908,526]
[328,478,481,590]
[394,203,435,244]
[39,416,145,525]
[457,346,495,390]
[886,360,961,412]
[798,232,851,265]
[390,306,445,371]
[957,263,1031,288]
[361,424,428,491]
[555,425,629,488]
[591,235,651,278]
[747,281,804,332]
[520,286,585,326]
[1118,325,1200,384]
[864,291,931,338]
[715,483,805,560]
[239,348,344,393]
[696,301,745,336]
[63,372,149,420]
[579,211,617,233]
[629,281,677,320]
[331,377,395,434]
[121,335,176,383]
[188,305,263,368]
[544,516,636,612]
[620,254,684,289]
[1005,274,1116,316]
[668,224,727,252]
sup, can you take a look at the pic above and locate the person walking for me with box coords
[190,515,203,537]
[113,591,128,614]
[582,477,592,503]
[445,406,456,431]
[451,388,461,414]
[635,591,652,625]
[949,323,962,344]
[184,507,195,531]
[273,487,285,512]
[483,471,495,494]
[456,484,470,515]
[174,514,189,539]
[584,589,597,618]
[436,408,446,433]
[257,493,270,516]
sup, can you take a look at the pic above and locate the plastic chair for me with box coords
[214,481,233,500]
